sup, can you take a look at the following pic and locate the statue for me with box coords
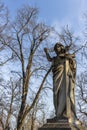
[44,42,79,124]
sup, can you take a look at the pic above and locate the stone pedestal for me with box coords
[38,118,85,130]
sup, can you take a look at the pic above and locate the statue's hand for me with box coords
[44,48,52,61]
[44,48,48,53]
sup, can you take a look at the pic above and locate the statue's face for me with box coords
[54,43,64,54]
[56,45,62,52]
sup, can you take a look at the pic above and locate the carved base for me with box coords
[38,118,85,130]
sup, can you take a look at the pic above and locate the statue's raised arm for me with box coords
[44,48,53,62]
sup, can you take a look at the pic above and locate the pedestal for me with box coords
[38,118,85,130]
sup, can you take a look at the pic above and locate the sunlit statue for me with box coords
[44,42,80,124]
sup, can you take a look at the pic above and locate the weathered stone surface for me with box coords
[38,119,85,130]
[39,118,70,130]
[43,43,86,130]
[44,43,77,120]
[39,123,71,130]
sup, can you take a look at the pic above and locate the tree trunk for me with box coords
[17,119,25,130]
[31,118,34,130]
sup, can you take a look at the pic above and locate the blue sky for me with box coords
[2,0,87,71]
[2,0,87,33]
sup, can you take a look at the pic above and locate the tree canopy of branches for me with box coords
[0,3,52,130]
[76,73,87,125]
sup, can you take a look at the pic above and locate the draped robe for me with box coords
[52,54,76,119]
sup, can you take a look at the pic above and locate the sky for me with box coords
[1,0,87,90]
[2,0,87,33]
[2,0,87,72]
[1,0,87,83]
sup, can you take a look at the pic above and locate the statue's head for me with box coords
[54,42,65,55]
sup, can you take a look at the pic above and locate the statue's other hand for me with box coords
[44,48,48,53]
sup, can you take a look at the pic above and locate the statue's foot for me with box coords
[56,116,68,121]
[47,116,57,121]
[49,116,66,121]
[52,116,57,120]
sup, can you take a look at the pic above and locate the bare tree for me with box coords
[0,2,13,66]
[74,12,87,127]
[23,96,47,130]
[0,2,14,130]
[0,78,21,130]
[0,4,51,130]
[76,73,87,126]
